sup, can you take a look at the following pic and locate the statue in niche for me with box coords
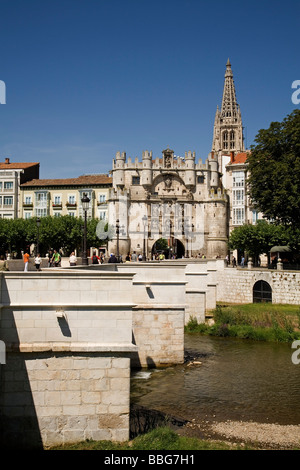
[165,155,172,168]
[164,175,172,192]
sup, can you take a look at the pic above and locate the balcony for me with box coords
[66,202,77,208]
[23,203,33,209]
[52,203,62,209]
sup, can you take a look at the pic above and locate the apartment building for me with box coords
[0,158,40,218]
[20,174,112,220]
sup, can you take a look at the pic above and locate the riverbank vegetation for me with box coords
[185,303,300,343]
[49,426,249,450]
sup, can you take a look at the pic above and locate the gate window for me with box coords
[253,280,272,303]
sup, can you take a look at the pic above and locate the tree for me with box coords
[247,109,300,227]
[228,221,289,264]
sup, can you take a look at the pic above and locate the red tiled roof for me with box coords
[0,161,39,170]
[231,152,248,164]
[21,174,112,187]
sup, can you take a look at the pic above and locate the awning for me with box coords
[270,246,292,253]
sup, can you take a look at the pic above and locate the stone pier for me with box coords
[0,270,137,448]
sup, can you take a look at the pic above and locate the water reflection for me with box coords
[131,335,300,425]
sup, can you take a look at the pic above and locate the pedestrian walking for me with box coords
[23,251,30,272]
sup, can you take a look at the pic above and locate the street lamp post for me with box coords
[116,219,120,262]
[81,193,90,266]
[142,215,147,262]
[36,217,41,256]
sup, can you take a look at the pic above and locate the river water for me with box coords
[131,334,300,426]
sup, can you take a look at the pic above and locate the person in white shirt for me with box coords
[34,254,42,271]
[69,252,77,266]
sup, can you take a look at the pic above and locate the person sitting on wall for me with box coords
[0,255,9,271]
[108,253,118,263]
[69,252,77,266]
[51,250,61,267]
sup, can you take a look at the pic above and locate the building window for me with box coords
[54,212,61,217]
[223,131,228,149]
[35,208,47,217]
[230,131,235,149]
[132,176,140,185]
[233,188,244,205]
[69,212,75,217]
[233,207,245,225]
[4,182,13,190]
[36,192,48,205]
[99,194,106,203]
[99,211,107,220]
[4,196,13,206]
[25,196,32,204]
[252,210,258,224]
[54,196,61,205]
[24,212,32,219]
[68,195,76,204]
[197,175,205,184]
[232,171,245,187]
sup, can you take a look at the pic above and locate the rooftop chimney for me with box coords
[4,158,10,164]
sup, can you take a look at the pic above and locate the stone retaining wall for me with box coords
[214,265,300,305]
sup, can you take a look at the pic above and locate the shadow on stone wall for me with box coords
[0,276,43,449]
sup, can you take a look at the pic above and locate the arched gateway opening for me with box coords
[253,280,272,303]
[152,238,185,259]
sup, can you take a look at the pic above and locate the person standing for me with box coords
[23,251,30,272]
[34,253,42,271]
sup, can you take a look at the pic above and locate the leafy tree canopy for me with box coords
[228,220,291,260]
[0,216,109,257]
[247,109,300,227]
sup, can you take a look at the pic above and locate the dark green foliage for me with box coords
[0,215,108,257]
[247,109,300,228]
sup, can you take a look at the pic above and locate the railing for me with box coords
[268,263,300,271]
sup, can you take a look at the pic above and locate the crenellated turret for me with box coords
[185,150,196,187]
[141,150,153,186]
[113,151,126,188]
[208,152,219,188]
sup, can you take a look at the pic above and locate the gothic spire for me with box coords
[211,59,245,157]
[221,58,238,119]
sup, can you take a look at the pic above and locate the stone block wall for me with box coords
[131,307,184,368]
[0,351,131,448]
[0,270,137,449]
[214,266,300,305]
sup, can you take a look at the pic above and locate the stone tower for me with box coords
[212,59,245,168]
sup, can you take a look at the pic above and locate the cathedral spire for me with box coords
[221,58,238,119]
[211,59,245,158]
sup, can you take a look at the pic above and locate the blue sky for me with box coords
[0,0,299,178]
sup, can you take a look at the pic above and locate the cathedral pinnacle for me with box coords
[211,60,245,157]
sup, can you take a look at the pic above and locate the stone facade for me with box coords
[108,147,228,260]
